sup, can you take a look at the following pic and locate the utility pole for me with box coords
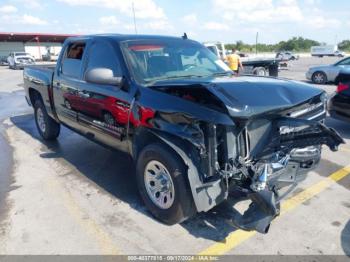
[255,32,259,55]
[132,2,138,34]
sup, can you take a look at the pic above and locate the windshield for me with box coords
[335,57,350,66]
[120,39,231,85]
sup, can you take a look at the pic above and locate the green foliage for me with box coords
[338,40,350,51]
[225,37,321,52]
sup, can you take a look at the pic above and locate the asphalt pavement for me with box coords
[0,57,349,255]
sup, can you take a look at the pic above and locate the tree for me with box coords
[224,37,322,53]
[338,40,350,51]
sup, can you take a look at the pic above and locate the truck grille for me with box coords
[287,101,326,121]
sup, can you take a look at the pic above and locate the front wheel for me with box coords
[34,99,60,140]
[136,143,196,225]
[312,71,327,84]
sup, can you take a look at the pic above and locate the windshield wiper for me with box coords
[146,74,206,85]
[209,71,234,77]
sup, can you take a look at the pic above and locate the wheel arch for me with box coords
[312,71,328,83]
[132,127,227,213]
[28,87,43,106]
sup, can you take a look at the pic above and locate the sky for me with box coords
[0,0,349,44]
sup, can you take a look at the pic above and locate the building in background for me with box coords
[0,32,76,60]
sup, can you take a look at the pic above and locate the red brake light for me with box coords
[337,83,349,93]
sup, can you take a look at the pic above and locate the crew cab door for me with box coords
[52,40,88,131]
[76,39,133,152]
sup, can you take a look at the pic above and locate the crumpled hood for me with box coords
[152,76,324,118]
[207,76,324,118]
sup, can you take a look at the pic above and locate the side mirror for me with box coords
[85,68,122,86]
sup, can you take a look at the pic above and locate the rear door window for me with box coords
[61,42,86,78]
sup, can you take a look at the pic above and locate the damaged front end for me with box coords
[144,79,344,233]
[216,117,344,233]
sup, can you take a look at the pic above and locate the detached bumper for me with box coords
[230,189,280,234]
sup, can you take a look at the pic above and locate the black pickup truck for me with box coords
[24,34,344,233]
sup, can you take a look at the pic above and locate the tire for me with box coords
[103,112,116,126]
[312,71,327,84]
[136,143,196,225]
[253,67,267,76]
[34,99,60,140]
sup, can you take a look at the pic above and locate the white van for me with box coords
[203,42,227,60]
[311,45,345,57]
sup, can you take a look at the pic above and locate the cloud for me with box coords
[20,14,48,25]
[99,16,119,26]
[213,0,273,12]
[204,22,230,31]
[143,20,172,31]
[305,16,341,29]
[213,0,303,23]
[58,0,166,19]
[211,0,344,34]
[1,14,48,25]
[0,5,18,13]
[182,13,197,24]
[11,0,44,10]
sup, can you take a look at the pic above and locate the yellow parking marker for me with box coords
[198,166,350,256]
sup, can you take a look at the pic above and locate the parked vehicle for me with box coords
[7,52,35,69]
[42,53,59,62]
[0,56,8,66]
[311,45,345,57]
[328,69,350,122]
[203,42,227,60]
[240,57,280,76]
[204,42,280,76]
[276,51,299,61]
[306,56,350,84]
[23,34,343,233]
[42,46,62,62]
[237,52,248,58]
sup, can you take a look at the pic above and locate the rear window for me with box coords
[61,42,86,78]
[66,43,85,60]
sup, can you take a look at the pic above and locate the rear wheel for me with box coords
[312,71,327,84]
[34,99,60,140]
[136,143,195,225]
[253,67,267,76]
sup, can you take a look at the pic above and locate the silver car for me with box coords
[306,56,350,84]
[7,52,35,69]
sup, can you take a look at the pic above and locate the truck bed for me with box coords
[23,64,55,116]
